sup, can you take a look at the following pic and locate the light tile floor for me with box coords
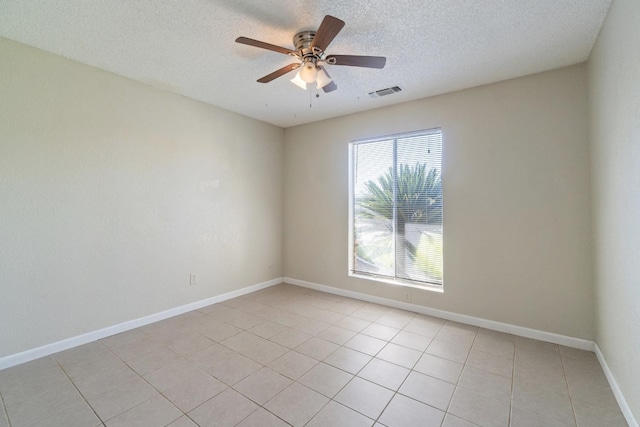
[0,284,629,427]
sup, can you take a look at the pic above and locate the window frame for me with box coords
[348,128,444,293]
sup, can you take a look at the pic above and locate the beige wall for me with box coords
[284,65,594,339]
[0,38,284,357]
[588,0,640,419]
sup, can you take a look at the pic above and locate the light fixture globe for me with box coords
[290,71,308,89]
[299,61,318,83]
[316,67,332,89]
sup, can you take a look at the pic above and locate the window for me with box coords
[349,129,443,288]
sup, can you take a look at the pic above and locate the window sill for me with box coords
[349,272,444,294]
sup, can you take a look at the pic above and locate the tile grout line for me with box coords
[52,354,106,427]
[109,298,362,424]
[559,349,580,427]
[146,295,340,425]
[97,336,186,425]
[510,336,518,427]
[245,321,366,426]
[443,325,481,427]
[297,385,333,427]
[188,293,364,424]
[333,319,470,425]
[372,334,427,427]
[329,299,519,426]
[301,315,415,425]
[132,321,259,425]
[160,295,355,425]
[328,331,388,425]
[65,326,223,425]
[113,310,307,425]
[0,386,12,427]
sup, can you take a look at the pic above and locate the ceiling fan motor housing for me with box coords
[293,31,321,63]
[293,31,316,51]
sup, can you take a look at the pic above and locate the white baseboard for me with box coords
[0,277,283,370]
[594,344,639,427]
[285,277,594,351]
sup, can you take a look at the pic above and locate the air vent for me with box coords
[368,86,402,98]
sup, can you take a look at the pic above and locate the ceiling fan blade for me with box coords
[310,15,345,51]
[236,37,297,56]
[322,81,338,93]
[257,63,300,83]
[326,55,386,69]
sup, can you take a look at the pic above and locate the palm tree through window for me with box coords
[350,129,443,287]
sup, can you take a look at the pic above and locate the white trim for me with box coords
[351,127,443,145]
[347,143,355,277]
[0,277,283,370]
[594,344,639,427]
[285,277,594,351]
[349,272,444,293]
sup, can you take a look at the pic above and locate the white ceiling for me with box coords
[0,0,611,128]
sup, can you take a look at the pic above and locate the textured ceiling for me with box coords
[0,0,611,128]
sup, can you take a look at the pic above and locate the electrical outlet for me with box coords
[190,274,197,286]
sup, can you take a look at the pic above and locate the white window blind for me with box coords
[350,129,443,287]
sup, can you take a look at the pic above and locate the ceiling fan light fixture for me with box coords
[316,67,332,89]
[299,61,318,84]
[290,71,308,89]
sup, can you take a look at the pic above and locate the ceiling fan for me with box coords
[236,15,386,92]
